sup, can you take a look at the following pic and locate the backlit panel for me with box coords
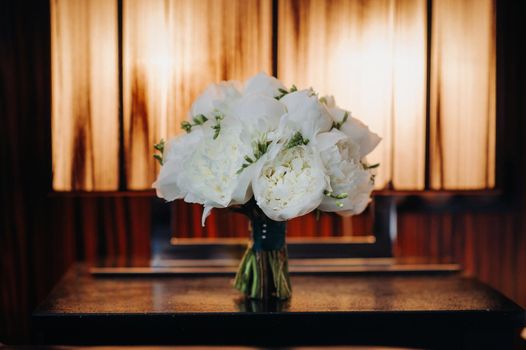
[278,0,427,189]
[429,0,496,189]
[123,0,273,189]
[51,0,119,190]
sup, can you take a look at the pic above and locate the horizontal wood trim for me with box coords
[90,259,460,275]
[48,189,502,197]
[49,190,156,197]
[171,236,376,245]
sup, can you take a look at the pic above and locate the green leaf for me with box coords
[275,84,299,100]
[331,111,349,130]
[153,138,166,165]
[153,154,163,165]
[237,138,272,174]
[153,138,165,152]
[181,121,192,133]
[285,131,309,149]
[193,114,208,125]
[324,190,348,200]
[211,114,223,140]
[364,163,380,170]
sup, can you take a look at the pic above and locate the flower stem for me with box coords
[234,246,292,300]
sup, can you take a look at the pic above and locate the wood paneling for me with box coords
[429,0,496,189]
[278,0,427,189]
[50,196,151,262]
[123,0,273,189]
[171,204,373,239]
[51,0,119,190]
[395,210,526,307]
[1,3,150,342]
[1,0,52,341]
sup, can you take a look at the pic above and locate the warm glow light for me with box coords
[278,0,427,190]
[51,0,119,190]
[51,0,495,192]
[430,0,496,189]
[123,0,272,189]
[123,0,177,189]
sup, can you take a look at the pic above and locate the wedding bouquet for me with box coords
[153,72,380,299]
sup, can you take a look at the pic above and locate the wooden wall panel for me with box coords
[51,0,119,190]
[123,0,273,189]
[278,0,427,190]
[395,210,526,307]
[1,0,52,341]
[1,0,151,336]
[50,196,151,263]
[429,0,496,189]
[171,206,373,239]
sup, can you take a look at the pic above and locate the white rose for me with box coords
[244,72,286,99]
[189,81,241,120]
[316,129,374,215]
[253,142,329,221]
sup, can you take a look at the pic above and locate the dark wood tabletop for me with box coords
[33,264,525,349]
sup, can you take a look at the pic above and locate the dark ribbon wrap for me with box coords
[251,216,286,252]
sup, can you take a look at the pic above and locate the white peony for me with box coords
[316,129,374,215]
[278,90,333,141]
[321,95,381,159]
[180,117,260,224]
[189,81,241,120]
[154,73,381,226]
[253,142,329,221]
[153,126,205,201]
[244,72,286,99]
[156,77,288,225]
[230,92,286,136]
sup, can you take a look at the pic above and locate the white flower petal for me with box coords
[201,205,214,227]
[279,90,333,139]
[189,81,241,119]
[253,144,329,221]
[181,123,253,208]
[244,72,286,98]
[317,135,374,215]
[316,129,348,153]
[153,129,205,201]
[328,106,381,159]
[231,93,286,132]
[153,159,185,201]
[320,95,336,108]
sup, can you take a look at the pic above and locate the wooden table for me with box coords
[33,264,525,349]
